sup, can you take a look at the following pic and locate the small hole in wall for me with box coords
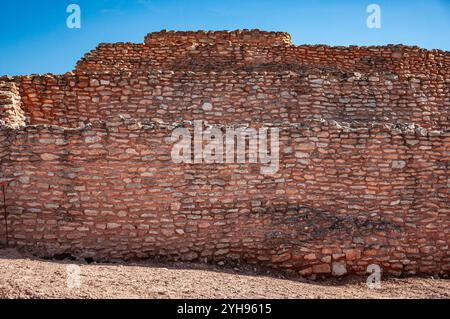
[84,257,94,264]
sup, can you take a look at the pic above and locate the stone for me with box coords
[304,253,317,261]
[321,255,332,263]
[345,249,361,261]
[391,160,406,169]
[202,102,213,111]
[198,222,210,229]
[332,261,347,276]
[40,153,59,161]
[125,148,139,155]
[161,229,174,236]
[298,143,315,151]
[85,136,101,143]
[18,176,30,183]
[107,223,120,229]
[295,152,310,158]
[332,253,345,260]
[298,267,312,276]
[312,264,331,274]
[280,91,292,98]
[272,252,291,263]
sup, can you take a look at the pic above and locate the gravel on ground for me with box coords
[0,248,448,299]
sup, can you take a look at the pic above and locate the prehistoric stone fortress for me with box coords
[0,30,448,277]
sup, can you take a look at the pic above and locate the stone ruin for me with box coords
[0,30,448,277]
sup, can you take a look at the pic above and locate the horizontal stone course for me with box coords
[4,69,448,130]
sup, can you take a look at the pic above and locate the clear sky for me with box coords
[1,0,449,76]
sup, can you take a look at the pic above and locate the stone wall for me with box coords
[0,30,448,277]
[8,70,449,130]
[75,30,450,78]
[0,80,25,128]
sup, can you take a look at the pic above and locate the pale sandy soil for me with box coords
[0,248,448,299]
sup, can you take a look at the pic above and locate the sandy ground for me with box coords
[0,248,448,299]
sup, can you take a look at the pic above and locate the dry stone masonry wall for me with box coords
[0,81,25,128]
[0,30,449,277]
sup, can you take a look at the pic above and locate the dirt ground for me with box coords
[0,248,448,299]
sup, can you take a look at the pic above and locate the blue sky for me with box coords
[0,0,449,76]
